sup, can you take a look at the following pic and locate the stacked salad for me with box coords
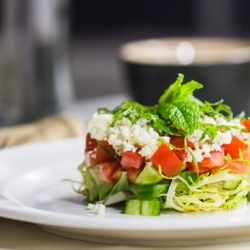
[77,74,250,216]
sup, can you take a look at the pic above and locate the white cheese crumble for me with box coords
[87,113,113,140]
[87,203,105,215]
[87,114,170,159]
[184,115,249,163]
[87,113,250,163]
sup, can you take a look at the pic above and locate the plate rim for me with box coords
[2,138,250,245]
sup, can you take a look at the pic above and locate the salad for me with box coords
[76,74,250,216]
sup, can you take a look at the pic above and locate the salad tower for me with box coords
[77,74,250,216]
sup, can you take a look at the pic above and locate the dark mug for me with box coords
[119,37,250,116]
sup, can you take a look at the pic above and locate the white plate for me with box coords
[1,138,250,247]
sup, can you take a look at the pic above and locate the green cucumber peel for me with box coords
[135,164,163,185]
[124,199,161,216]
[138,184,169,200]
[102,172,130,205]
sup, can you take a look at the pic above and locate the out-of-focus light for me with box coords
[176,41,195,65]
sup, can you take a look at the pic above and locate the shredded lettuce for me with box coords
[160,170,250,212]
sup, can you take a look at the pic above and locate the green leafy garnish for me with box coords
[158,73,203,104]
[98,73,234,137]
[158,100,200,134]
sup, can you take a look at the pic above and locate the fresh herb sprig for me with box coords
[98,101,175,135]
[98,73,234,137]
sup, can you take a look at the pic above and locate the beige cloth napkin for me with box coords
[0,112,85,148]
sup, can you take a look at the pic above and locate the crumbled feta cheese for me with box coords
[88,114,170,159]
[87,113,113,140]
[87,203,105,215]
[87,203,95,210]
[185,116,234,163]
[87,112,249,163]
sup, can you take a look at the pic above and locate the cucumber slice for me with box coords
[135,164,163,185]
[175,171,198,192]
[124,199,141,215]
[129,182,139,196]
[103,191,128,206]
[223,180,241,190]
[141,200,161,216]
[124,199,161,216]
[138,184,169,200]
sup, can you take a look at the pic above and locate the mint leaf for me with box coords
[159,101,200,134]
[158,73,184,104]
[158,74,203,104]
[199,100,232,120]
[180,80,203,100]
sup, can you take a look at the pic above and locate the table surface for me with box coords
[2,94,250,249]
[2,217,250,250]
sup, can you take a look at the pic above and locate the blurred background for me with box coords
[1,0,250,125]
[70,0,250,99]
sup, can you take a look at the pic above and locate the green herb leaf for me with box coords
[199,100,232,120]
[158,101,200,134]
[158,73,203,104]
[158,73,184,104]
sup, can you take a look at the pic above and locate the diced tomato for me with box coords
[211,161,250,175]
[226,150,250,174]
[112,167,123,181]
[198,151,225,169]
[85,150,99,167]
[241,119,250,132]
[187,162,211,173]
[150,143,184,177]
[187,151,225,173]
[124,168,142,183]
[222,135,248,159]
[242,150,250,161]
[209,166,224,175]
[85,133,97,152]
[99,161,122,183]
[96,140,116,163]
[170,136,194,161]
[121,151,144,169]
[226,161,250,174]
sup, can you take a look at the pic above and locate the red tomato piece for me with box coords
[187,151,225,173]
[121,151,144,169]
[124,168,142,183]
[150,143,184,177]
[96,140,116,163]
[112,167,123,181]
[226,161,250,174]
[85,150,99,168]
[241,119,250,132]
[170,136,194,161]
[222,135,248,159]
[198,151,225,169]
[85,133,97,152]
[99,161,122,183]
[187,162,211,173]
[226,150,250,174]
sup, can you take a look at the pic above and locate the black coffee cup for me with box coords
[120,37,250,116]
